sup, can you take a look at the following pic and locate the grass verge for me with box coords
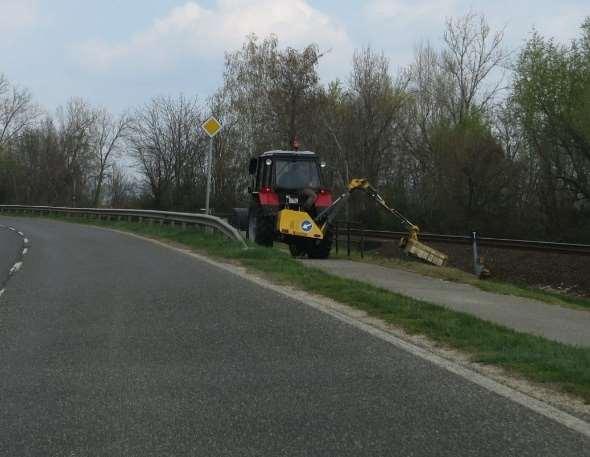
[332,250,590,311]
[5,213,590,403]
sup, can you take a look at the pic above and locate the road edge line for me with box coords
[0,224,28,296]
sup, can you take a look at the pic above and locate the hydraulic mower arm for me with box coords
[316,179,448,266]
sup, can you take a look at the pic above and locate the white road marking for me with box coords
[22,248,28,256]
[17,231,24,236]
[8,227,15,231]
[111,229,590,439]
[0,289,4,298]
[23,238,29,245]
[10,262,23,274]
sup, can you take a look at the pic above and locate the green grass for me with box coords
[5,212,590,403]
[332,250,590,311]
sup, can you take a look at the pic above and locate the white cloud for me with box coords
[362,0,588,71]
[0,0,38,33]
[74,0,352,79]
[365,0,587,45]
[366,0,458,22]
[361,0,462,68]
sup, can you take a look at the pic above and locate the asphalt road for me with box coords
[0,216,588,457]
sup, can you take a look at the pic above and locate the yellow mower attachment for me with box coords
[315,178,449,266]
[401,227,448,266]
[277,209,324,239]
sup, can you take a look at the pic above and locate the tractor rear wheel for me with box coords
[229,208,249,231]
[248,206,274,247]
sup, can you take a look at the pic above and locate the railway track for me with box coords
[339,227,590,256]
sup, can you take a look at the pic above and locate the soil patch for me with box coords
[374,239,590,298]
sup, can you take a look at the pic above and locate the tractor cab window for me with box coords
[274,159,320,190]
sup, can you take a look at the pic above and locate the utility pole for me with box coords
[201,116,222,215]
[205,138,213,214]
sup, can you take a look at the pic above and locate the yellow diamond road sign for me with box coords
[201,116,222,137]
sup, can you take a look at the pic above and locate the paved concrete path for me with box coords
[302,259,590,347]
[1,216,589,456]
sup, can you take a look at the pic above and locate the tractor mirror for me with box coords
[248,158,257,175]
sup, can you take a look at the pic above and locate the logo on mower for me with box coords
[301,220,313,232]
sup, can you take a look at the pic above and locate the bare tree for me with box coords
[89,109,131,206]
[0,74,40,145]
[55,98,97,205]
[107,163,137,208]
[441,12,507,123]
[0,74,9,100]
[129,95,205,210]
[348,47,405,183]
[223,34,323,153]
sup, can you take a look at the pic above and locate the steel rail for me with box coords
[341,227,590,256]
[0,205,247,248]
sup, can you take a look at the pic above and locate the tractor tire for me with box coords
[248,206,274,247]
[307,231,333,259]
[288,240,307,258]
[229,208,249,231]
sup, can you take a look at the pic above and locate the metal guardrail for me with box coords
[343,227,590,256]
[0,205,247,248]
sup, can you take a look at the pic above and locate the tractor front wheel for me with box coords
[306,231,333,259]
[288,240,307,258]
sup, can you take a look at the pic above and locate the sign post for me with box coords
[201,116,222,215]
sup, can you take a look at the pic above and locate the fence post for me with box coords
[360,225,364,259]
[347,222,351,257]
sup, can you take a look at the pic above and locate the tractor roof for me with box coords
[259,150,317,158]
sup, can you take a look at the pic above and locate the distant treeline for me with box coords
[1,13,589,241]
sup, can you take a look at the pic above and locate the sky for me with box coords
[1,0,588,114]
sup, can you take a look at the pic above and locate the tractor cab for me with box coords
[248,150,332,216]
